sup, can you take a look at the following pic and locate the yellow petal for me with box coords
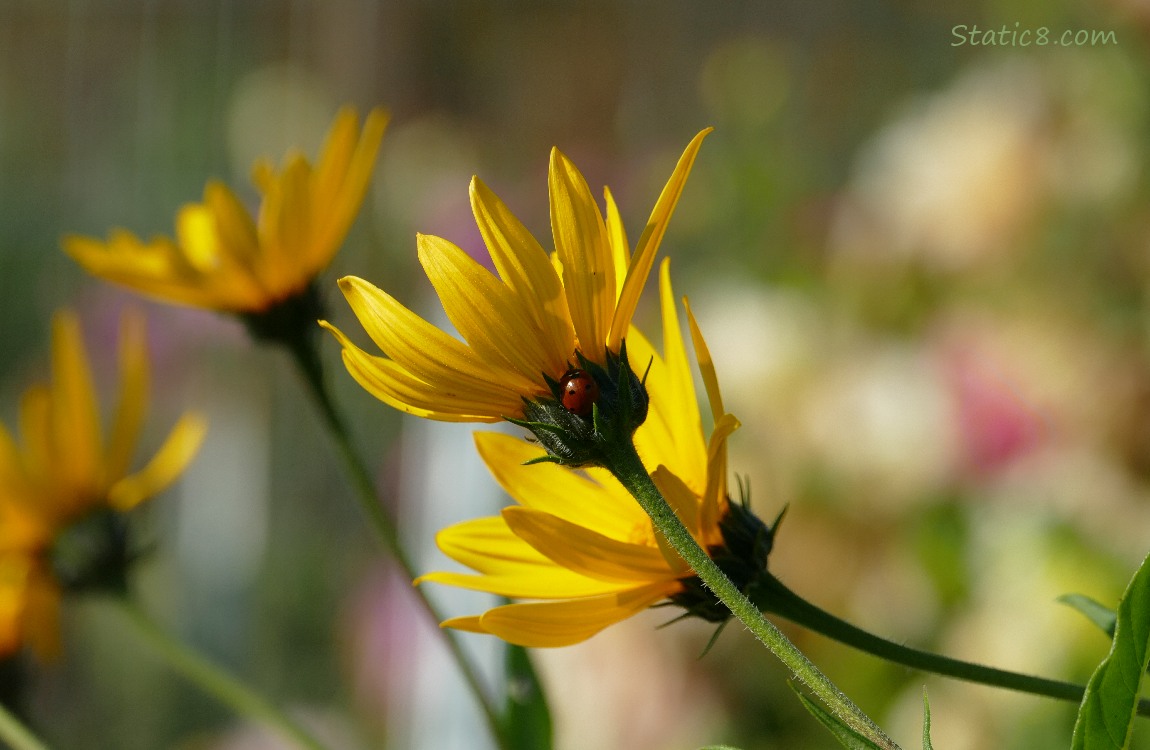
[503,507,674,583]
[310,107,361,211]
[549,148,613,363]
[474,432,647,539]
[17,386,51,487]
[337,275,537,398]
[683,297,726,424]
[603,186,630,302]
[418,234,558,384]
[107,412,207,511]
[50,311,102,502]
[257,156,313,289]
[0,555,32,658]
[440,615,487,635]
[311,107,388,267]
[174,203,222,273]
[321,322,515,422]
[701,413,740,542]
[203,181,261,268]
[608,128,711,351]
[105,308,149,483]
[657,259,707,488]
[432,515,554,573]
[650,467,701,546]
[251,158,276,193]
[473,582,676,647]
[470,177,574,372]
[418,570,630,599]
[63,232,223,310]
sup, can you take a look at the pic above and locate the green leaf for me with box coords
[1071,550,1150,750]
[697,746,745,750]
[922,689,933,750]
[1060,593,1118,638]
[501,643,552,750]
[793,688,883,750]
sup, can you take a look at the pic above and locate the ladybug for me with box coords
[559,369,599,417]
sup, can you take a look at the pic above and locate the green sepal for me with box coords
[51,508,137,597]
[669,498,786,624]
[514,341,649,468]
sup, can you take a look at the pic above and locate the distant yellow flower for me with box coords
[416,262,742,646]
[64,107,388,314]
[322,129,710,422]
[0,310,206,658]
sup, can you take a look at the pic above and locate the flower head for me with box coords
[64,107,388,315]
[321,129,710,424]
[416,262,768,647]
[0,310,206,658]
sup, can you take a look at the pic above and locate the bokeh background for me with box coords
[3,1,1150,748]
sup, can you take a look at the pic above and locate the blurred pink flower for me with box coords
[940,340,1047,478]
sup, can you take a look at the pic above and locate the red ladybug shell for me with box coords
[559,370,599,417]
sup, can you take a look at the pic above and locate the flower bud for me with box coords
[508,341,650,467]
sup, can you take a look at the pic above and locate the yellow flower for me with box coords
[416,262,741,646]
[64,106,388,314]
[321,129,710,422]
[0,310,206,658]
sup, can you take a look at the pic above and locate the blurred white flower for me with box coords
[829,56,1138,274]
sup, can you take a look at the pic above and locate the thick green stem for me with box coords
[281,331,510,750]
[754,574,1150,717]
[604,439,900,750]
[0,701,50,750]
[116,598,326,750]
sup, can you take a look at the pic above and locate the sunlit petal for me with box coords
[549,147,613,362]
[608,128,711,350]
[473,583,676,647]
[474,432,647,538]
[503,507,674,583]
[470,177,574,371]
[603,186,630,302]
[336,276,538,398]
[683,297,726,423]
[418,234,558,383]
[320,321,517,422]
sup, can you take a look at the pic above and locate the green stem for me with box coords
[281,331,510,750]
[116,598,326,750]
[754,574,1150,717]
[604,439,900,750]
[0,701,50,750]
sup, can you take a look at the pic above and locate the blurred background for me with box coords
[3,1,1150,748]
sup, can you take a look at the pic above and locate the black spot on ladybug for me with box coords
[559,369,599,417]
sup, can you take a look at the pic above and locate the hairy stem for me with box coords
[605,439,900,750]
[755,574,1150,717]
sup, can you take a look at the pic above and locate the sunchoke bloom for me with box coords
[416,264,770,647]
[321,129,710,427]
[64,106,388,317]
[0,310,206,658]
